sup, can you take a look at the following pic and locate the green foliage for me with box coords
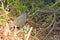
[53,5,60,9]
[8,0,13,3]
[35,2,44,7]
[41,22,46,27]
[45,2,53,6]
[0,14,8,24]
[32,17,39,22]
[24,2,31,8]
[45,16,53,22]
[20,24,30,33]
[30,9,35,13]
[14,2,26,12]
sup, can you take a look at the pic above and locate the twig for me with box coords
[43,13,56,40]
[26,27,33,40]
[51,0,60,8]
[43,22,56,40]
[40,13,56,33]
[46,12,56,29]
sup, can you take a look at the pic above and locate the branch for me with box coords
[26,27,33,40]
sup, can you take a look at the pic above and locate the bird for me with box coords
[13,11,26,29]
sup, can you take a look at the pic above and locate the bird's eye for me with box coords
[17,27,20,30]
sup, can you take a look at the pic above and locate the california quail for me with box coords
[13,11,26,28]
